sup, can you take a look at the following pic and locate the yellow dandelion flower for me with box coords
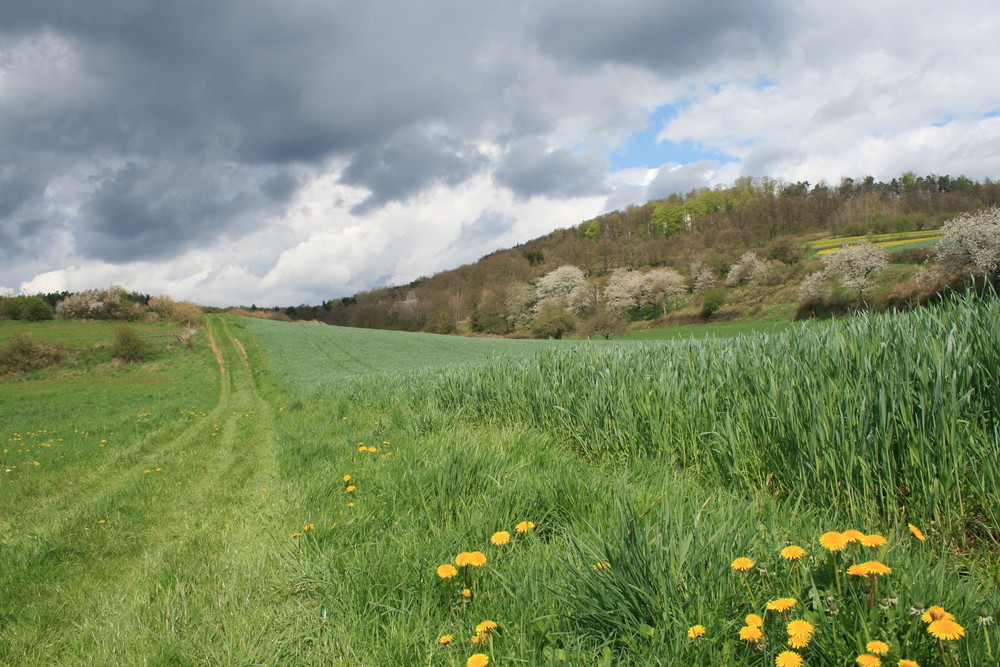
[745,613,764,627]
[781,545,806,560]
[438,634,453,645]
[461,588,472,598]
[346,485,356,492]
[842,529,865,543]
[261,488,268,492]
[291,532,303,538]
[786,620,815,637]
[347,502,355,507]
[516,521,535,533]
[490,531,510,546]
[455,552,473,567]
[343,474,351,482]
[775,650,803,667]
[467,655,489,667]
[819,531,849,551]
[357,445,366,451]
[767,598,798,613]
[897,660,921,667]
[788,634,811,649]
[921,606,955,623]
[847,564,869,577]
[437,564,459,579]
[144,469,151,474]
[687,624,706,639]
[908,523,926,541]
[739,625,764,643]
[367,446,376,453]
[475,620,498,634]
[866,640,890,655]
[466,551,487,567]
[856,654,882,667]
[861,534,887,548]
[592,561,611,570]
[861,560,892,576]
[927,619,965,641]
[303,523,315,531]
[731,556,755,572]
[97,519,106,524]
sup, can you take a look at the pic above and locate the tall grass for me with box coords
[328,293,999,541]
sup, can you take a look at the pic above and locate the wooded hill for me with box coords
[261,173,1000,335]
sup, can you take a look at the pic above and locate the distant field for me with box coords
[808,229,941,255]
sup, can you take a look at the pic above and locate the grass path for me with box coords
[0,317,318,665]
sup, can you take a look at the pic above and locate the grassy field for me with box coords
[2,298,997,665]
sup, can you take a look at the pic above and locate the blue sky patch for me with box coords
[610,104,735,171]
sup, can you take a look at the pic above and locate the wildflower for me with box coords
[745,613,764,627]
[456,552,474,567]
[291,532,303,538]
[739,625,764,643]
[144,469,151,474]
[819,531,849,551]
[367,446,376,453]
[842,529,865,543]
[767,598,798,613]
[261,488,267,492]
[788,634,811,649]
[781,545,806,561]
[467,655,489,667]
[731,557,755,572]
[847,564,869,577]
[357,445,366,451]
[437,564,459,579]
[516,521,535,533]
[97,520,106,524]
[461,588,472,599]
[861,561,892,576]
[927,619,965,640]
[775,650,803,667]
[921,606,955,623]
[457,551,487,567]
[687,624,706,639]
[438,635,454,645]
[475,620,498,634]
[303,523,315,531]
[856,655,882,666]
[897,661,921,667]
[593,561,611,570]
[861,534,887,548]
[866,640,890,655]
[786,620,815,637]
[347,502,354,508]
[346,485,356,492]
[490,531,510,546]
[343,474,351,482]
[908,523,926,541]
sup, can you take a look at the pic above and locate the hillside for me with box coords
[266,173,1000,335]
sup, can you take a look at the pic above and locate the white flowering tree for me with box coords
[535,265,586,306]
[798,241,888,301]
[689,261,718,293]
[933,207,1000,277]
[603,269,649,314]
[725,251,764,287]
[645,268,688,311]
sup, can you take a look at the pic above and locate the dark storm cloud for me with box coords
[0,0,796,272]
[495,139,610,200]
[339,129,488,214]
[531,0,787,73]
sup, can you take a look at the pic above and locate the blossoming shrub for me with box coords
[55,286,143,321]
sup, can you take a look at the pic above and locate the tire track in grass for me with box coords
[0,317,311,665]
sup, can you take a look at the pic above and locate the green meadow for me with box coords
[1,298,997,666]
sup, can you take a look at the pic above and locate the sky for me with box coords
[2,1,999,307]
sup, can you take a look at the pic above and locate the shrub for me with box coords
[700,288,726,318]
[531,301,577,339]
[0,333,62,374]
[111,327,146,363]
[55,286,143,321]
[0,295,55,321]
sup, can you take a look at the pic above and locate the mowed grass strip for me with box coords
[0,316,321,665]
